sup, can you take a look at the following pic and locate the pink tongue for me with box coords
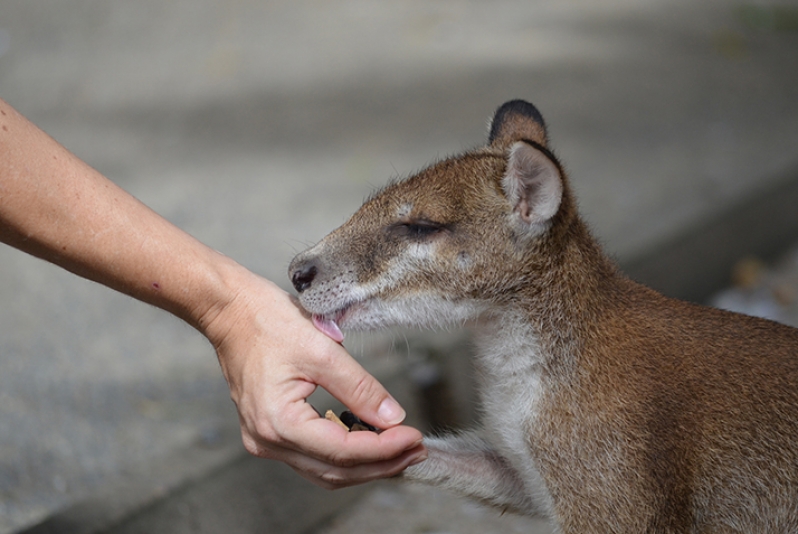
[312,314,345,343]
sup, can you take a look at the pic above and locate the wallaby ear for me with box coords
[502,141,563,232]
[488,100,548,149]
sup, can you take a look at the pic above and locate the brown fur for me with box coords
[290,100,798,533]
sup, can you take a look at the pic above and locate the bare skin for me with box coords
[0,98,426,489]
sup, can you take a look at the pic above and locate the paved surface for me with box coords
[1,0,797,532]
[316,481,555,534]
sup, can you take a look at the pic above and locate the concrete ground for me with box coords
[1,0,797,532]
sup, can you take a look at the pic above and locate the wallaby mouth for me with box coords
[309,299,363,343]
[290,255,361,342]
[312,313,344,343]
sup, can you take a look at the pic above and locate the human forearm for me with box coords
[0,98,234,330]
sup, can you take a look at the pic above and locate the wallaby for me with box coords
[289,100,798,533]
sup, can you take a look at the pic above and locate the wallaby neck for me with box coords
[478,216,620,372]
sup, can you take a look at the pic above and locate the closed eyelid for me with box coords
[387,219,450,239]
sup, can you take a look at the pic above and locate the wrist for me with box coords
[185,252,245,333]
[187,252,278,350]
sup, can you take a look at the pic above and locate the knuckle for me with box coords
[331,452,357,469]
[241,433,270,459]
[317,469,349,489]
[312,343,340,369]
[348,373,380,409]
[291,465,347,490]
[240,415,287,458]
[251,418,280,445]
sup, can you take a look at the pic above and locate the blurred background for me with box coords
[1,1,797,532]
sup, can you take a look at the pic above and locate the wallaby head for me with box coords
[289,100,582,333]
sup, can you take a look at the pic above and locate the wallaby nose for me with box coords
[291,261,318,293]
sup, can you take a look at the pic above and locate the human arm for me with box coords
[0,98,425,488]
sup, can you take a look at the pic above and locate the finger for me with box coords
[287,295,410,430]
[239,392,423,466]
[292,445,428,490]
[262,438,428,490]
[303,340,408,430]
[272,403,424,465]
[234,361,423,469]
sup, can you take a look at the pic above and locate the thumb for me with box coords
[312,341,407,429]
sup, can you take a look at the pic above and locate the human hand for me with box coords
[0,98,425,489]
[201,268,426,489]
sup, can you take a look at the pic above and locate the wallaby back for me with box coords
[290,100,798,533]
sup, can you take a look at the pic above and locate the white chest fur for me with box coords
[473,314,555,516]
[403,311,557,516]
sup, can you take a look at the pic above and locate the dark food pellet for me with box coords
[340,410,381,432]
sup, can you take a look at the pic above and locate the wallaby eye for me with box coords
[406,221,442,237]
[389,220,447,240]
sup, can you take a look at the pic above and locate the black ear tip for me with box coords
[488,100,546,143]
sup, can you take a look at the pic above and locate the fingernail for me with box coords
[410,452,428,466]
[378,397,406,426]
